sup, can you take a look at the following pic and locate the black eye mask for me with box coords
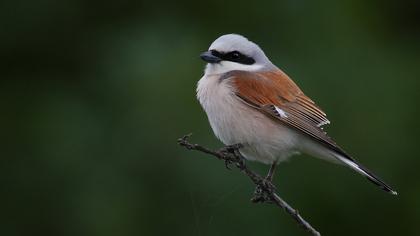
[210,50,255,65]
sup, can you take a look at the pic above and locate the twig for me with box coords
[178,134,321,236]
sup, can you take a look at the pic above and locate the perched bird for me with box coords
[197,33,397,195]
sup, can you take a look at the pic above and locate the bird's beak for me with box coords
[200,51,221,63]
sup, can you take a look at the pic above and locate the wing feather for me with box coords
[225,69,397,194]
[230,70,330,127]
[228,69,348,157]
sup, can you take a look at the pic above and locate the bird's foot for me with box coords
[219,144,243,170]
[251,178,276,203]
[220,143,243,153]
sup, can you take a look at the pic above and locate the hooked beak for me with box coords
[200,51,221,63]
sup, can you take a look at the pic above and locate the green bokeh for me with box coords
[1,0,419,235]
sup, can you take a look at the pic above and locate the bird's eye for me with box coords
[231,51,241,59]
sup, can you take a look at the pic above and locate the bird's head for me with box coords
[201,34,275,75]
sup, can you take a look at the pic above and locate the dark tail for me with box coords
[334,153,398,195]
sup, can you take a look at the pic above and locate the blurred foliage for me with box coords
[1,0,420,235]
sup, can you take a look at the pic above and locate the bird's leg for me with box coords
[265,161,277,182]
[262,161,277,192]
[252,161,278,203]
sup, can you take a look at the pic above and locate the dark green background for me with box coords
[2,0,419,235]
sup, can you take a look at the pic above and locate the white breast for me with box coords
[196,74,299,164]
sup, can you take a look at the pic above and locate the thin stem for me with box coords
[177,134,321,236]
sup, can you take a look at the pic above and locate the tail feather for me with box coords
[335,154,398,195]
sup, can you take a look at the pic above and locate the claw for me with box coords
[251,178,277,203]
[262,179,276,191]
[224,160,233,170]
[221,143,243,153]
[235,158,245,169]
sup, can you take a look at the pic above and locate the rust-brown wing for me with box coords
[224,69,347,157]
[222,69,398,194]
[228,69,330,126]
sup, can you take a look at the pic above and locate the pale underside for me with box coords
[196,70,334,164]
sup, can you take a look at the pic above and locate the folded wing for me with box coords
[223,69,397,194]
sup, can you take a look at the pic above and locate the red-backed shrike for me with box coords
[197,34,397,195]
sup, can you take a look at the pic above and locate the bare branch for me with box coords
[178,134,321,236]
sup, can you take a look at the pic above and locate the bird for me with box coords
[196,33,397,195]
